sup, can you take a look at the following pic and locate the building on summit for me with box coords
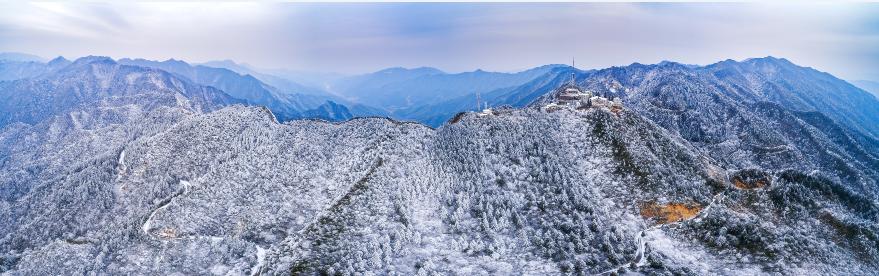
[544,59,623,112]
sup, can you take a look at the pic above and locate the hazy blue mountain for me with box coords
[199,60,329,96]
[0,56,71,81]
[199,59,389,118]
[198,59,254,74]
[0,61,51,81]
[330,67,444,104]
[261,68,346,91]
[117,58,357,121]
[331,65,565,111]
[302,100,353,121]
[392,66,588,126]
[0,52,46,63]
[853,80,879,98]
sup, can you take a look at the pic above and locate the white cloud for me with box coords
[0,2,876,80]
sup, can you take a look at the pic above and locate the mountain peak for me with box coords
[743,56,794,66]
[72,56,115,66]
[656,60,687,68]
[162,58,191,67]
[48,56,71,66]
[303,100,353,121]
[656,60,701,69]
[201,59,251,71]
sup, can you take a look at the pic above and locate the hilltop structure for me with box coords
[543,64,622,112]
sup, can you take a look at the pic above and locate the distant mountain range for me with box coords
[116,58,354,121]
[0,56,241,129]
[4,53,878,135]
[198,59,565,117]
[197,59,328,96]
[330,65,566,112]
[1,53,877,274]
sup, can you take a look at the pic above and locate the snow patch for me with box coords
[249,246,266,276]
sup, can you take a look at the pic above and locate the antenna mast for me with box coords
[571,57,576,86]
[476,91,481,111]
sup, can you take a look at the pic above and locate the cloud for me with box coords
[0,2,876,80]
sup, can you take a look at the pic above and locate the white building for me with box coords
[590,96,610,108]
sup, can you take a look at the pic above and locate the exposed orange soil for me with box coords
[732,177,769,190]
[640,202,703,224]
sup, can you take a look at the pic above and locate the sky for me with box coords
[0,2,878,80]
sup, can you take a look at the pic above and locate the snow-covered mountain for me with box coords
[3,105,876,274]
[0,56,241,129]
[0,56,71,81]
[1,55,877,275]
[117,58,347,121]
[415,58,879,136]
[195,59,387,119]
[702,57,879,139]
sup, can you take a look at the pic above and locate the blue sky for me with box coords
[0,2,877,80]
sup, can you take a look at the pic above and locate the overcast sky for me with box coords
[0,2,877,80]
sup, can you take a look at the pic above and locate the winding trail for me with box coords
[142,180,190,236]
[597,192,725,275]
[140,180,267,276]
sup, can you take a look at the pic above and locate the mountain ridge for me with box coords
[116,58,360,121]
[4,101,876,274]
[1,54,877,274]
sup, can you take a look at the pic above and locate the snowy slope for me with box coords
[2,103,876,274]
[1,56,877,275]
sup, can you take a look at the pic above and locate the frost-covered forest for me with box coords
[1,56,878,275]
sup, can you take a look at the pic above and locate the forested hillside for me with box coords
[2,105,876,274]
[1,56,877,275]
